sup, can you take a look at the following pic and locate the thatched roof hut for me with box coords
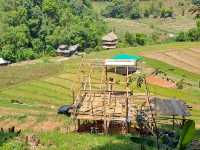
[102,32,118,49]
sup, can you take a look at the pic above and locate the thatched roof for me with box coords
[102,32,118,41]
[151,97,191,116]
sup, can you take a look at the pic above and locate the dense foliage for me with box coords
[102,0,174,19]
[102,0,141,19]
[0,0,106,62]
[192,0,200,5]
[176,20,200,42]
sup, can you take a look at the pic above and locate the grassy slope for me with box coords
[93,0,195,37]
[0,42,200,149]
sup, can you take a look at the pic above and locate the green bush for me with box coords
[144,9,150,18]
[124,32,148,46]
[102,0,141,19]
[160,8,173,18]
[125,32,137,46]
[176,32,188,42]
[130,8,141,19]
[176,19,200,42]
[188,28,200,41]
[176,79,184,89]
[136,33,147,46]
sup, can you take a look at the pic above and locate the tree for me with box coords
[0,0,106,62]
[190,0,200,18]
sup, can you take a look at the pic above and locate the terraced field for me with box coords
[142,48,200,74]
[0,42,200,149]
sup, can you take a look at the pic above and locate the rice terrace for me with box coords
[141,48,200,74]
[0,0,200,150]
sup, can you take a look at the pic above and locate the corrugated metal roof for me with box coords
[105,59,137,66]
[0,58,10,65]
[151,97,191,116]
[111,54,142,61]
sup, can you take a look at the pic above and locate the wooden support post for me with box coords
[72,90,75,103]
[104,120,108,134]
[182,116,186,127]
[105,66,108,91]
[172,115,175,129]
[127,121,131,133]
[136,61,138,71]
[126,66,129,122]
[77,119,80,132]
[199,80,200,88]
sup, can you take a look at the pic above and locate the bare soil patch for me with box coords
[146,75,176,88]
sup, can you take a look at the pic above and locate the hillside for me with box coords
[92,0,196,37]
[0,42,200,149]
[0,0,200,149]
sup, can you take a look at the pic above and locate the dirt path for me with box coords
[10,57,70,67]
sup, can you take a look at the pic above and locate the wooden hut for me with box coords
[56,44,79,57]
[102,32,118,49]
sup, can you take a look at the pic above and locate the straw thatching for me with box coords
[102,32,118,49]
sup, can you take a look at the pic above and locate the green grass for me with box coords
[105,17,196,38]
[0,132,156,150]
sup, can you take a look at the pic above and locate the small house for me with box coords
[0,58,10,66]
[56,44,79,57]
[102,32,118,49]
[105,54,142,75]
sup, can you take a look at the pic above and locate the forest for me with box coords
[1,0,200,62]
[0,0,106,62]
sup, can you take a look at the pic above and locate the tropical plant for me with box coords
[177,120,195,150]
[130,120,196,150]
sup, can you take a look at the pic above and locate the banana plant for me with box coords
[130,120,196,150]
[177,120,195,150]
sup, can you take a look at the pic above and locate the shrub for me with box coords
[130,8,141,19]
[192,0,200,5]
[187,28,200,41]
[144,9,150,18]
[102,0,141,19]
[160,8,173,18]
[125,32,137,46]
[136,33,147,46]
[176,79,184,89]
[176,32,188,42]
[85,48,93,54]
